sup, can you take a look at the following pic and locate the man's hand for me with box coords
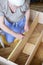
[16,33,25,40]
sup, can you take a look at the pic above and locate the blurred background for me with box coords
[30,0,43,12]
[31,0,43,3]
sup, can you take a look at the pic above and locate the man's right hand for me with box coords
[16,33,25,40]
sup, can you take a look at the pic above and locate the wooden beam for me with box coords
[7,15,39,61]
[25,31,43,65]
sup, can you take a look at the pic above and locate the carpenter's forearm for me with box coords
[1,23,17,37]
[25,9,30,24]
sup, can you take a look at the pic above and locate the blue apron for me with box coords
[3,16,26,43]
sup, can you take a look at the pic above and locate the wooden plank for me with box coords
[25,31,43,65]
[0,56,18,65]
[28,33,40,44]
[7,15,39,61]
[35,42,43,61]
[0,47,13,58]
[15,52,29,65]
[23,43,35,55]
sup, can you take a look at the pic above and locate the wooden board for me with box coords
[0,47,13,58]
[7,15,39,61]
[35,42,43,61]
[15,53,29,65]
[23,43,35,55]
[28,33,40,44]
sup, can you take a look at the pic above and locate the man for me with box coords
[0,0,30,43]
